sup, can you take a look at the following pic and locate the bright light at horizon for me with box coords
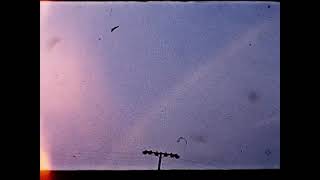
[40,147,50,170]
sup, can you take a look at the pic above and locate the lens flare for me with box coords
[40,147,50,170]
[40,146,52,180]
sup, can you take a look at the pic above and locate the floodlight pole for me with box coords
[142,150,180,170]
[157,153,162,170]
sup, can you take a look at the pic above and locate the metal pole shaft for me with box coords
[157,154,162,170]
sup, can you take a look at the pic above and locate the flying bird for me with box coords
[111,26,119,32]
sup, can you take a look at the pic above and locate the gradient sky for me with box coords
[40,1,280,170]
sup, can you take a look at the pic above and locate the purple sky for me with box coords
[40,2,280,170]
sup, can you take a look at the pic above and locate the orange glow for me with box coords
[40,147,50,170]
[40,147,52,180]
[40,170,52,180]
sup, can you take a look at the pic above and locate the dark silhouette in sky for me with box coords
[177,137,187,144]
[111,26,119,32]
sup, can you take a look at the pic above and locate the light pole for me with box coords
[142,150,180,170]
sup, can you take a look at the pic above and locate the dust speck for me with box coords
[190,135,208,144]
[47,37,61,51]
[248,91,259,103]
[265,149,272,156]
